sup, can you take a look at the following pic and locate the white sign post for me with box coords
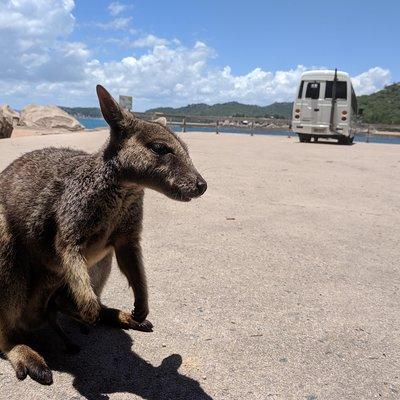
[119,95,133,111]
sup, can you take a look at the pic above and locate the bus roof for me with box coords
[300,70,350,80]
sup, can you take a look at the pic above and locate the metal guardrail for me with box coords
[136,112,400,138]
[137,112,290,135]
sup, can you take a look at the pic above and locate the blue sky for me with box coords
[0,0,398,110]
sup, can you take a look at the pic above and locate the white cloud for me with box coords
[97,17,132,30]
[108,1,128,16]
[0,1,393,110]
[351,67,391,95]
[0,0,75,41]
[82,41,306,109]
[132,34,169,48]
[0,0,89,84]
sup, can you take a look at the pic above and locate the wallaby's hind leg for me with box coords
[0,329,52,385]
[0,212,51,384]
[99,305,153,332]
[7,344,53,385]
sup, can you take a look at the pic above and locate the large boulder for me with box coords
[0,104,20,125]
[0,116,13,139]
[20,104,84,131]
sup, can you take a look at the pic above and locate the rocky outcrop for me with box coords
[0,117,13,139]
[20,105,84,131]
[0,104,20,125]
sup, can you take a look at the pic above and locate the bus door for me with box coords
[303,81,321,125]
[324,80,348,129]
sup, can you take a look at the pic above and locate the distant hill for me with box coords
[146,101,293,119]
[61,102,293,119]
[60,107,102,119]
[60,83,400,125]
[358,83,400,124]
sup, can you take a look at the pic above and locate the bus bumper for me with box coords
[291,122,351,137]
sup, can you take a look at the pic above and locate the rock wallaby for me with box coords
[0,85,207,385]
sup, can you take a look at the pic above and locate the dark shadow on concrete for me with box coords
[296,140,355,146]
[34,320,213,400]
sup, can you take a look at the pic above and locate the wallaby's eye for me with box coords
[149,143,172,156]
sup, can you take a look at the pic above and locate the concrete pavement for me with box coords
[0,131,399,399]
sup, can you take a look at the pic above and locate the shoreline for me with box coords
[8,125,400,140]
[11,126,400,144]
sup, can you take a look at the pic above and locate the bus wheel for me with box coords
[299,134,311,143]
[338,136,353,145]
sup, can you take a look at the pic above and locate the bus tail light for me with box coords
[341,116,347,121]
[342,110,348,115]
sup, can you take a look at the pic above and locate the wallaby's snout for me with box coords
[96,85,207,201]
[195,175,207,196]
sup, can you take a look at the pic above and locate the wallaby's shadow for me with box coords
[36,320,213,400]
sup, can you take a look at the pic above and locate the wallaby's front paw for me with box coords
[80,298,101,325]
[136,319,154,332]
[125,316,153,332]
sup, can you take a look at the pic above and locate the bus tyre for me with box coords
[298,134,311,143]
[338,136,353,145]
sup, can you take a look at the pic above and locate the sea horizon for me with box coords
[78,118,400,145]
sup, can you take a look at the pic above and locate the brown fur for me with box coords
[0,85,207,384]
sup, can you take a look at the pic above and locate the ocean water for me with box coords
[78,118,400,145]
[79,118,108,129]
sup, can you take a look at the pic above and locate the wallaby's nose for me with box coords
[196,178,207,196]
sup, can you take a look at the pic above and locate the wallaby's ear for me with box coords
[96,85,124,129]
[154,116,167,127]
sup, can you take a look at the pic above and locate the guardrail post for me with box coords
[251,121,254,136]
[182,118,186,133]
[216,119,219,134]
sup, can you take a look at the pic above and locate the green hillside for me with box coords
[60,83,400,125]
[146,101,293,119]
[358,83,400,124]
[60,107,102,118]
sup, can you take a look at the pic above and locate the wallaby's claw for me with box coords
[15,359,53,385]
[15,363,27,380]
[125,313,153,332]
[136,319,153,332]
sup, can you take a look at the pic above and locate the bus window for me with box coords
[298,81,304,99]
[325,81,347,99]
[305,82,320,99]
[351,86,357,113]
